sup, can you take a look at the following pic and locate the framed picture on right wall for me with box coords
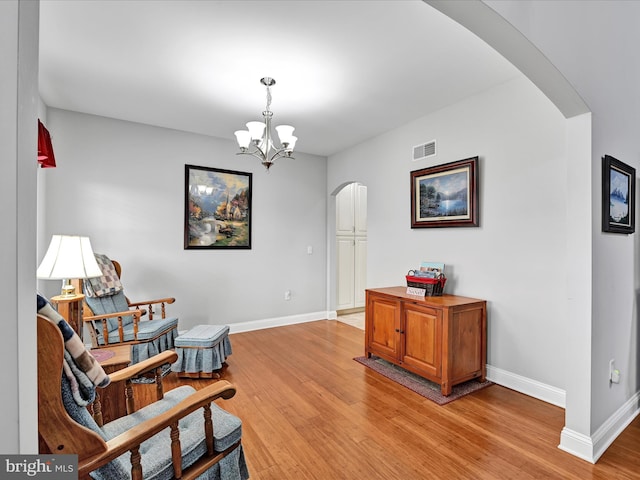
[602,154,635,234]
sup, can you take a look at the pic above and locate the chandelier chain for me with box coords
[265,85,272,113]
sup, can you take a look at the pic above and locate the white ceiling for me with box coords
[38,0,522,157]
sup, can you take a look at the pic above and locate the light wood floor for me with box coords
[135,320,640,479]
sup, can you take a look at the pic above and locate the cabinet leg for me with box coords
[441,382,452,396]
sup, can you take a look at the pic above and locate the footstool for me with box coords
[171,324,232,378]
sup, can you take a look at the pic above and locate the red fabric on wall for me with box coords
[37,119,56,168]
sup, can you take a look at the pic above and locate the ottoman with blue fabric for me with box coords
[171,324,232,378]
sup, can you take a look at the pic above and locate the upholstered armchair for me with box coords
[76,254,178,364]
[37,297,249,480]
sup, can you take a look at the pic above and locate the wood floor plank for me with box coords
[131,320,640,479]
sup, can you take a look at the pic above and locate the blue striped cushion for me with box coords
[98,385,244,480]
[98,317,178,343]
[175,324,229,348]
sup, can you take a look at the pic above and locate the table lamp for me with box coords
[37,235,102,297]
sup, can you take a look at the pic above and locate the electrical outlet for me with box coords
[284,290,291,301]
[609,359,620,384]
[612,369,621,384]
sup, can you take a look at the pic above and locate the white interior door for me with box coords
[336,183,355,236]
[336,236,356,310]
[354,236,367,307]
[355,184,367,236]
[335,182,367,311]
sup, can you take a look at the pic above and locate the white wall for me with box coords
[41,109,328,331]
[1,0,39,454]
[484,0,640,460]
[10,0,637,461]
[328,76,569,395]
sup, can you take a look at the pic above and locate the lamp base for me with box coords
[60,280,76,297]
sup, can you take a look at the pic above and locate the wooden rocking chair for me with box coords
[73,255,179,364]
[37,312,249,480]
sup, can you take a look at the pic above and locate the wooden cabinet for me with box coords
[365,287,486,396]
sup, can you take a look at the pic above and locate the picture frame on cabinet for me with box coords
[602,154,635,234]
[410,156,478,228]
[184,164,252,249]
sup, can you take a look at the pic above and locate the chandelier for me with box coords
[234,77,297,171]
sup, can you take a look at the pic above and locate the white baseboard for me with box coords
[486,364,566,408]
[558,427,595,463]
[228,311,331,334]
[559,390,640,464]
[489,365,640,463]
[590,391,640,462]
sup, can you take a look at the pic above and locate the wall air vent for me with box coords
[412,140,436,161]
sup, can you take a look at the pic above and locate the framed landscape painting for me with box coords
[602,155,635,234]
[410,157,478,228]
[184,164,252,249]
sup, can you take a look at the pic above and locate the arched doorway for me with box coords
[335,182,367,316]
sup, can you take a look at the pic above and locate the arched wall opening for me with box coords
[425,0,593,462]
[327,181,368,318]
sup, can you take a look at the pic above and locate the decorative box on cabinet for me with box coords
[365,287,487,396]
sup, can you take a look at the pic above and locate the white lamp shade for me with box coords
[234,130,251,149]
[286,136,298,151]
[275,125,295,144]
[246,121,266,140]
[37,235,102,279]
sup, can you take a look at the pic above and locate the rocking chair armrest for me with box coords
[128,297,176,308]
[79,381,238,475]
[108,350,178,383]
[82,309,143,323]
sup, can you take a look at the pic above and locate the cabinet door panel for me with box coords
[402,305,441,378]
[450,309,482,379]
[355,184,367,235]
[367,297,399,358]
[354,237,367,307]
[336,236,356,310]
[336,183,355,235]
